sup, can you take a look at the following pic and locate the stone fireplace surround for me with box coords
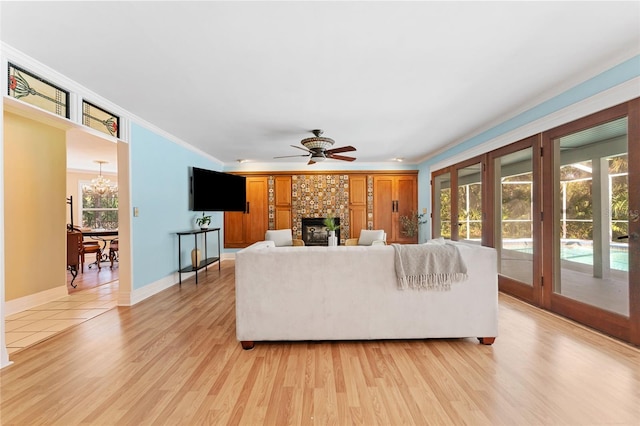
[290,174,350,244]
[301,217,341,246]
[265,173,376,245]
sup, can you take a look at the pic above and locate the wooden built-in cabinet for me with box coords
[349,175,368,238]
[274,176,292,229]
[224,172,418,248]
[373,174,418,244]
[224,177,268,248]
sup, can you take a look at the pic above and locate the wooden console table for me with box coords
[176,228,221,285]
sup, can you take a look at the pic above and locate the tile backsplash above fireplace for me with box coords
[291,174,350,244]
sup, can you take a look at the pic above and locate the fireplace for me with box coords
[301,217,340,246]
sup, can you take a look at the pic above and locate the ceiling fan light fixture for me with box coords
[301,129,335,151]
[275,129,355,165]
[301,137,334,150]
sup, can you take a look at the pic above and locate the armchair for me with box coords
[265,229,305,247]
[345,229,387,246]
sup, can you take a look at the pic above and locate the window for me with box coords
[80,181,118,230]
[82,100,119,137]
[7,63,69,118]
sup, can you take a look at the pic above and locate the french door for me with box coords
[487,136,542,305]
[431,98,639,344]
[432,155,486,244]
[542,101,639,344]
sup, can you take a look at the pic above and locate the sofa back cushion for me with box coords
[265,229,293,247]
[358,229,386,246]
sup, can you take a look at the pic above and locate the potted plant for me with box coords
[323,213,340,246]
[323,213,340,232]
[195,212,211,230]
[399,211,428,238]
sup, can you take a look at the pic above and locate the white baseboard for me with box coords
[5,285,68,316]
[120,258,233,306]
[122,274,177,306]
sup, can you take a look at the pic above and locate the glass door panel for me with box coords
[433,172,451,239]
[554,118,629,316]
[457,163,482,244]
[496,148,534,285]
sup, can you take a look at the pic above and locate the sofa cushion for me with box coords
[358,229,386,246]
[265,229,293,247]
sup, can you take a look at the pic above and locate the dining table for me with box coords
[83,229,118,264]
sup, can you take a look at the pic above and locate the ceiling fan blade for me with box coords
[273,154,309,159]
[307,158,316,165]
[327,153,356,162]
[326,145,356,154]
[291,144,311,153]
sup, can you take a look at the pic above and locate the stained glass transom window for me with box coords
[82,100,119,137]
[7,63,69,118]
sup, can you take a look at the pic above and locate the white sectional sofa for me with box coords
[235,240,498,349]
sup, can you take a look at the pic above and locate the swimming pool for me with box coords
[505,241,629,272]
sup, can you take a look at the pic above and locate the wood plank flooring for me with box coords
[2,260,639,425]
[67,252,119,293]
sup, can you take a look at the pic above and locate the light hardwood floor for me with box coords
[1,260,639,425]
[67,252,119,293]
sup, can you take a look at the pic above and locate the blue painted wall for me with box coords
[417,55,640,241]
[130,123,223,290]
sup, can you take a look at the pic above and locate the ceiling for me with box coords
[2,1,639,170]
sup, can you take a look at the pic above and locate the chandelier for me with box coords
[84,160,117,195]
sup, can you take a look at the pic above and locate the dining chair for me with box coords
[79,233,101,272]
[109,239,119,268]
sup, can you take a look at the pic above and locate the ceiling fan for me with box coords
[274,130,357,165]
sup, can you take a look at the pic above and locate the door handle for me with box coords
[246,201,250,214]
[618,233,639,240]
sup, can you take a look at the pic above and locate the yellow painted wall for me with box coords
[4,112,66,300]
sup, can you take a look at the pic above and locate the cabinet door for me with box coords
[224,211,245,247]
[394,175,418,244]
[274,176,292,229]
[245,177,268,244]
[373,176,395,240]
[224,176,269,248]
[349,175,368,237]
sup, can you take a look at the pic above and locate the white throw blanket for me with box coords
[392,243,468,290]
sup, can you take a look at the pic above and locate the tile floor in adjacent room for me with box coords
[5,281,118,355]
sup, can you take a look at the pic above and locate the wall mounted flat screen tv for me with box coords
[190,167,246,211]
